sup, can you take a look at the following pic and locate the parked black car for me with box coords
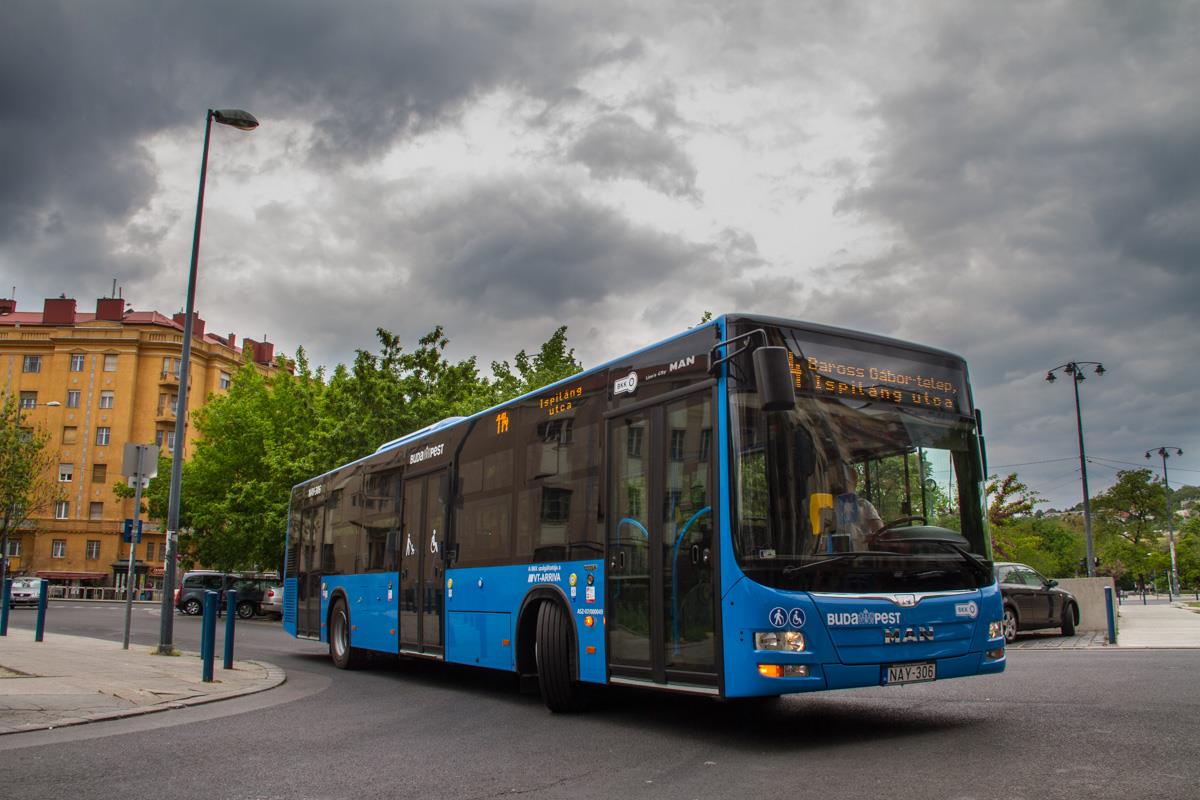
[995,562,1079,642]
[174,571,275,619]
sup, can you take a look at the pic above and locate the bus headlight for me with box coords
[755,631,805,652]
[988,620,1003,640]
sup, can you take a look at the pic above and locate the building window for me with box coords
[166,430,176,451]
[22,355,41,373]
[54,501,70,520]
[5,539,20,557]
[219,371,232,390]
[62,426,77,444]
[85,540,101,560]
[19,391,37,409]
[89,502,104,520]
[96,427,111,446]
[145,542,156,561]
[92,463,107,484]
[67,389,81,408]
[162,356,180,377]
[52,539,67,558]
[103,354,118,372]
[99,390,114,409]
[59,463,73,482]
[70,353,86,372]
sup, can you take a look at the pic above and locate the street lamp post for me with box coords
[1046,361,1105,577]
[157,108,258,655]
[1145,446,1183,599]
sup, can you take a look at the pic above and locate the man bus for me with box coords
[283,314,1005,711]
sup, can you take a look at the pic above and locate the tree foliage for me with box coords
[0,395,64,582]
[140,326,583,573]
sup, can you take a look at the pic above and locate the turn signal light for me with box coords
[757,664,810,678]
[584,616,595,627]
[986,648,1005,660]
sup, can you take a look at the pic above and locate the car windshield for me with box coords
[730,325,992,593]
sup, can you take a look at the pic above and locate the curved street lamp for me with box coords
[1046,360,1105,577]
[1145,446,1183,598]
[158,109,259,655]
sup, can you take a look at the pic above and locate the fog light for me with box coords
[988,620,1003,639]
[987,648,1005,660]
[758,664,783,678]
[755,630,805,652]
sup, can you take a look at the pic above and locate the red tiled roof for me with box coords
[0,309,239,350]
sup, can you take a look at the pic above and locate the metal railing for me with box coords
[45,585,162,602]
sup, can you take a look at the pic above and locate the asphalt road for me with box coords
[2,603,1197,800]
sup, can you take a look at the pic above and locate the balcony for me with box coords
[155,407,177,423]
[158,370,181,387]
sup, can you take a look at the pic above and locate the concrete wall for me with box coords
[1054,577,1116,632]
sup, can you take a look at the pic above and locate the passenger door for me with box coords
[399,469,448,656]
[607,389,717,687]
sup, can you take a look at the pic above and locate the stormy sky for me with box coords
[2,1,1197,507]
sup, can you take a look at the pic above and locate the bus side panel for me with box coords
[446,560,606,683]
[323,573,401,655]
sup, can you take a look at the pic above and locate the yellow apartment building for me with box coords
[0,294,282,594]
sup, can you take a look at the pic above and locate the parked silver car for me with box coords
[261,584,284,620]
[8,578,43,607]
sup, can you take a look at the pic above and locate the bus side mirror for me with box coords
[753,346,795,411]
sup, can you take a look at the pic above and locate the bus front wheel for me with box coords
[329,598,364,669]
[535,601,587,713]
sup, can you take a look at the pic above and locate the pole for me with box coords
[159,109,213,655]
[1159,450,1179,600]
[1072,370,1096,577]
[122,446,146,649]
[223,589,237,669]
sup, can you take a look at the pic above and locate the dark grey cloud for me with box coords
[569,113,699,198]
[0,0,641,289]
[827,1,1200,503]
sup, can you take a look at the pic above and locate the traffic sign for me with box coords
[122,519,143,544]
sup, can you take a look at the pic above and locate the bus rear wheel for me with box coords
[329,598,364,669]
[535,601,588,713]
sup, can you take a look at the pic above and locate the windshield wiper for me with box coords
[783,553,870,575]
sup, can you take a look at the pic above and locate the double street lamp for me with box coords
[1046,361,1105,577]
[1145,446,1183,599]
[158,109,258,655]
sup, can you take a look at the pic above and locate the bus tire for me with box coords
[535,601,587,713]
[329,597,364,669]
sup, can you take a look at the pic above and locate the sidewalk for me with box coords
[0,630,284,735]
[1113,599,1200,648]
[1006,600,1200,650]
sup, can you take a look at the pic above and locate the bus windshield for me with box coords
[730,326,991,593]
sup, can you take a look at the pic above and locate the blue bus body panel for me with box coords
[720,575,1005,697]
[446,560,607,682]
[321,573,401,653]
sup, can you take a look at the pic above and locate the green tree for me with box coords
[488,325,583,404]
[0,395,64,585]
[1093,469,1166,587]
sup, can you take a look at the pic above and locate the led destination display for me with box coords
[785,333,970,415]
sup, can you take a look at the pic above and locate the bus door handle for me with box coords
[610,552,625,570]
[690,545,700,565]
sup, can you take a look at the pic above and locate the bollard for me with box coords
[34,579,49,642]
[1104,586,1117,645]
[223,589,238,669]
[1,578,11,636]
[201,590,219,682]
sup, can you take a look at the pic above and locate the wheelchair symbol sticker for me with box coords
[789,608,806,627]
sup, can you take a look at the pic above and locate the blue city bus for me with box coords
[283,314,1005,711]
